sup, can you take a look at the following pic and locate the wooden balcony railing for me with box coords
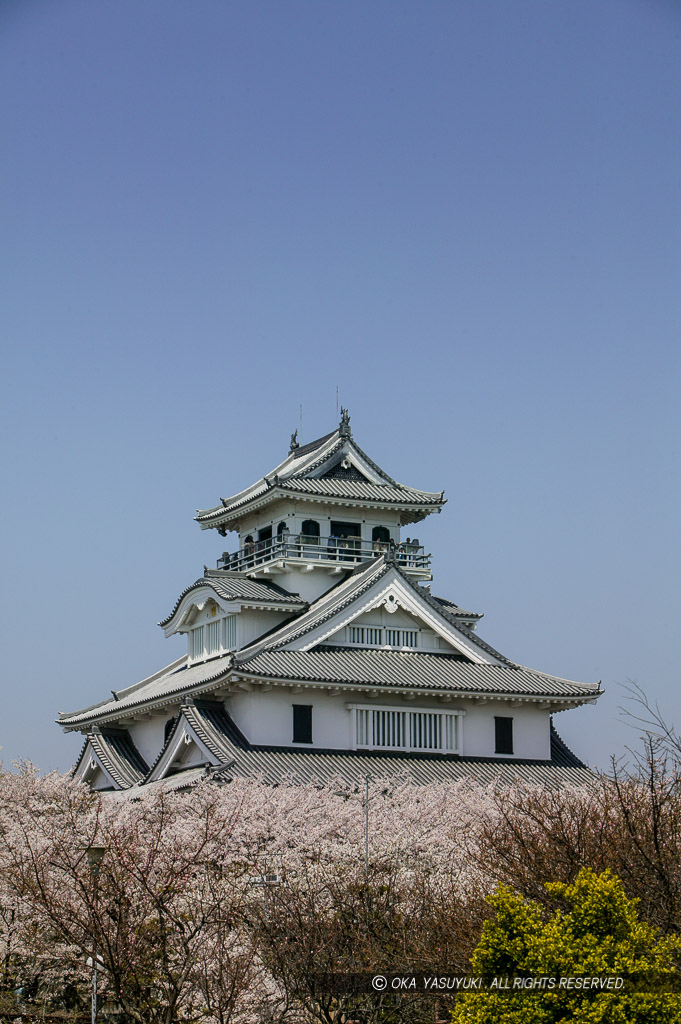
[217,535,431,573]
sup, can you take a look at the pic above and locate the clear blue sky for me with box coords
[2,0,679,773]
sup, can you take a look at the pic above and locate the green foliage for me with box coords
[451,868,681,1024]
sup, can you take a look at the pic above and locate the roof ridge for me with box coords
[291,430,339,460]
[518,663,602,690]
[393,566,516,666]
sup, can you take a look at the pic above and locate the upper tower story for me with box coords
[195,409,445,603]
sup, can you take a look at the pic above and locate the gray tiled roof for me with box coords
[291,430,338,459]
[278,478,443,504]
[195,429,444,525]
[238,648,601,700]
[432,596,482,621]
[183,700,248,763]
[218,747,595,789]
[196,431,345,522]
[75,729,149,788]
[159,571,306,627]
[59,655,234,726]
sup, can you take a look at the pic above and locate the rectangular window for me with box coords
[347,626,418,648]
[349,625,382,645]
[206,620,220,654]
[495,716,514,755]
[222,615,236,650]
[410,711,442,750]
[189,626,204,660]
[292,705,312,744]
[385,629,418,648]
[350,705,461,754]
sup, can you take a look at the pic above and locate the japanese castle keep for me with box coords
[62,411,601,792]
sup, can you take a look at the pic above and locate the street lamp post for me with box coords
[86,846,107,1024]
[364,775,370,875]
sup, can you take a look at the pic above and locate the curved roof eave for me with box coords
[159,573,307,631]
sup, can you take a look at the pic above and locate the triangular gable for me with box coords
[73,739,121,792]
[72,729,148,791]
[259,563,504,665]
[161,585,237,636]
[295,572,496,662]
[302,439,393,486]
[146,707,229,783]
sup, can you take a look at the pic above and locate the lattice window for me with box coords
[189,626,204,660]
[385,629,418,648]
[347,625,418,649]
[349,704,461,754]
[222,614,236,650]
[189,615,237,661]
[206,620,220,655]
[348,625,382,645]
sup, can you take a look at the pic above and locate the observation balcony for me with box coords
[216,534,432,580]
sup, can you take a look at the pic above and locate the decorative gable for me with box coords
[74,749,118,791]
[146,715,219,782]
[286,568,500,664]
[320,461,369,483]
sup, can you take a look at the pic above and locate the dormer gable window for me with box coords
[188,614,236,662]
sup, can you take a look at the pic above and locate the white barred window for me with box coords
[385,629,418,648]
[206,620,220,654]
[347,626,418,649]
[222,614,236,650]
[349,704,462,754]
[189,626,204,660]
[189,615,237,661]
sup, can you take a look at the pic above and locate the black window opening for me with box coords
[330,521,361,538]
[277,521,288,536]
[329,521,361,560]
[372,526,390,543]
[258,526,272,542]
[494,716,514,755]
[301,519,320,544]
[292,705,313,744]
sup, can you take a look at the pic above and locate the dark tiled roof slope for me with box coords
[74,730,149,788]
[239,648,601,699]
[432,595,482,620]
[195,429,444,524]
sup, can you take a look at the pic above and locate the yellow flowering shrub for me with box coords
[452,868,681,1023]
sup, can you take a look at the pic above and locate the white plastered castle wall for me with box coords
[236,609,293,648]
[237,500,404,548]
[234,501,407,604]
[460,700,550,760]
[226,688,551,759]
[128,713,177,766]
